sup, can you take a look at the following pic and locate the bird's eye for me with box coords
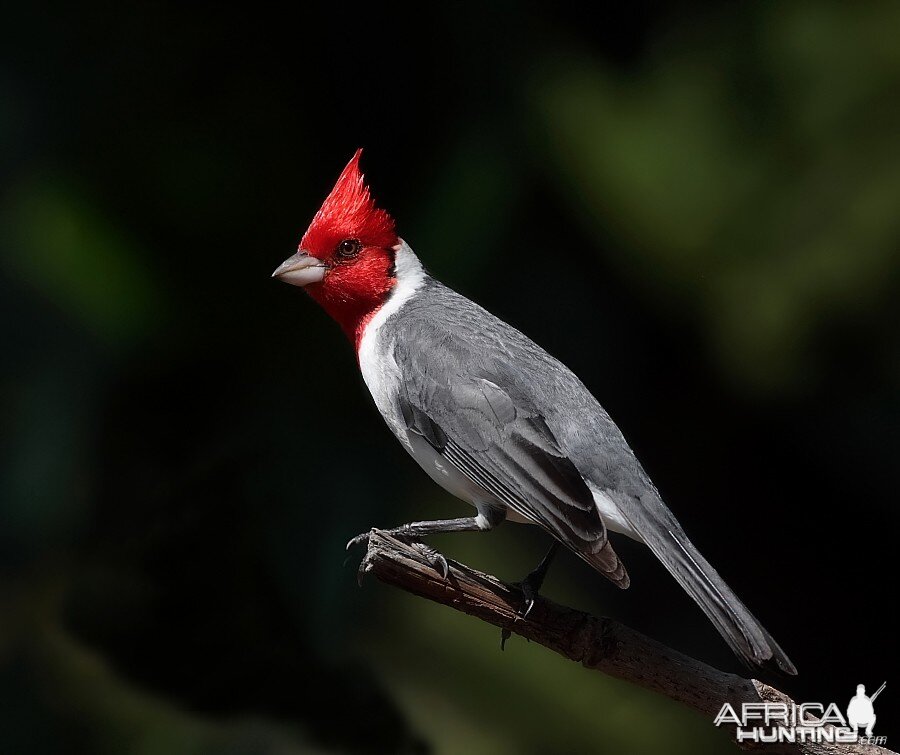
[335,239,362,259]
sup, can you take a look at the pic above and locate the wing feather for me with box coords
[397,377,629,588]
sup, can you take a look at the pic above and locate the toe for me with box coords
[356,553,373,586]
[435,553,449,579]
[410,543,449,578]
[346,531,371,551]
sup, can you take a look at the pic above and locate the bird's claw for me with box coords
[499,592,535,651]
[356,550,375,587]
[345,529,376,585]
[346,530,372,551]
[521,596,536,619]
[514,573,541,619]
[409,542,450,579]
[510,585,535,619]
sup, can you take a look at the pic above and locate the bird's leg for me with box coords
[516,541,560,618]
[499,540,561,649]
[346,516,486,548]
[346,517,488,580]
[389,517,488,539]
[500,540,559,650]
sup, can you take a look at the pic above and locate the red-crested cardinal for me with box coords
[273,150,796,675]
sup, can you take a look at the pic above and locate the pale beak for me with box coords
[271,251,328,287]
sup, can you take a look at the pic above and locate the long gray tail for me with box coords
[648,522,796,675]
[615,493,797,675]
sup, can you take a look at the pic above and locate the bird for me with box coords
[272,149,796,676]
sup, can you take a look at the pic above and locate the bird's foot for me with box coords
[408,541,450,579]
[345,532,375,586]
[499,544,559,650]
[499,577,541,649]
[345,528,383,585]
[512,542,558,619]
[345,527,449,582]
[516,575,541,619]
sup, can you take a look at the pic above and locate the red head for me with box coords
[272,149,400,346]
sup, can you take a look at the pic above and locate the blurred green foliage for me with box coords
[536,2,900,390]
[2,2,898,754]
[2,177,160,344]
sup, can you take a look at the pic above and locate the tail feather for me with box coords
[604,489,796,675]
[649,524,796,675]
[577,540,630,589]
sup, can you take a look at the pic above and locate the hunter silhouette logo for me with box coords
[714,681,887,746]
[847,682,885,738]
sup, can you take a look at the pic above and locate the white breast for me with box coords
[357,241,499,513]
[358,240,424,449]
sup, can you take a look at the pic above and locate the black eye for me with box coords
[335,239,362,259]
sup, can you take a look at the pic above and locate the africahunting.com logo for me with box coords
[714,682,887,746]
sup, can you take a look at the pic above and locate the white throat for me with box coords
[360,239,426,345]
[357,239,426,450]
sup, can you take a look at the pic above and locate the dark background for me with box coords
[2,2,898,753]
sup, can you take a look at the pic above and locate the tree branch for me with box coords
[358,530,894,755]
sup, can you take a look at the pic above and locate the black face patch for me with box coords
[386,248,397,279]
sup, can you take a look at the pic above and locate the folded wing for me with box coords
[397,370,628,588]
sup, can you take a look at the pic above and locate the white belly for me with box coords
[405,431,496,505]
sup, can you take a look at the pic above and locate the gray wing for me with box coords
[394,342,628,588]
